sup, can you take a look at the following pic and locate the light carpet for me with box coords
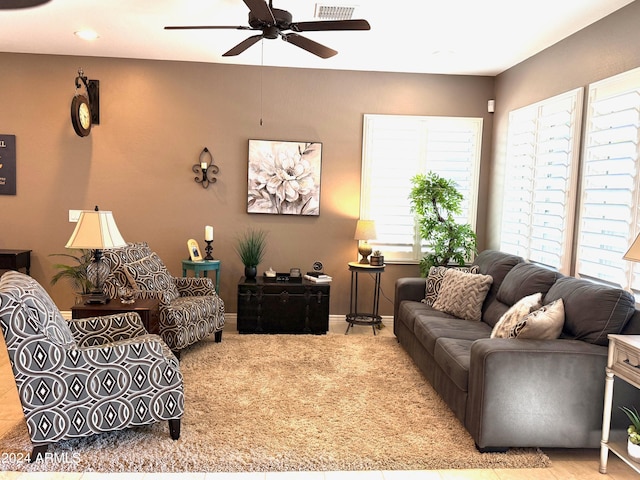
[0,333,550,472]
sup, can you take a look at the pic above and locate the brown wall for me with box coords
[0,52,495,316]
[489,1,640,252]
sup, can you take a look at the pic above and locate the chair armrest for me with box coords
[394,277,426,320]
[78,332,179,364]
[174,276,217,296]
[67,312,147,347]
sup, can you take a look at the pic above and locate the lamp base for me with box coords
[85,292,110,304]
[358,244,372,264]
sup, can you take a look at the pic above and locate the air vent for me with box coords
[314,4,357,21]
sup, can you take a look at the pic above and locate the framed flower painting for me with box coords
[247,140,322,216]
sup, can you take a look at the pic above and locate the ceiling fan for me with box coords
[165,0,371,59]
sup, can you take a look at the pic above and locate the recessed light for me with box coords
[74,30,99,41]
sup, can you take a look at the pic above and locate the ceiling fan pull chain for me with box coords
[260,39,264,126]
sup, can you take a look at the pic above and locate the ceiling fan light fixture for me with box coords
[74,29,99,41]
[314,4,357,21]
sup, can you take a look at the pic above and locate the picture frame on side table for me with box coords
[247,139,322,216]
[187,238,203,261]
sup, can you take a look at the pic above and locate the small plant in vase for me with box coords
[370,250,385,266]
[620,406,640,461]
[50,249,94,303]
[235,228,268,280]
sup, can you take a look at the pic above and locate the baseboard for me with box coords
[63,310,394,332]
[223,313,393,332]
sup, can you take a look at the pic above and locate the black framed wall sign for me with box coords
[0,135,16,195]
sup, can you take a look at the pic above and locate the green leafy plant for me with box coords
[50,249,94,294]
[621,406,640,445]
[235,228,268,267]
[409,172,477,276]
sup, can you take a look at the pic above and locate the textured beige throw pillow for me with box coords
[510,298,565,340]
[490,292,543,338]
[431,268,493,322]
[423,265,480,306]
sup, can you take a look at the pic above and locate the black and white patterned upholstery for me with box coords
[101,242,225,353]
[0,271,184,458]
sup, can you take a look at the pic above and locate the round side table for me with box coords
[182,259,221,293]
[345,261,385,335]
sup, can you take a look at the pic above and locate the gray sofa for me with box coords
[394,250,640,451]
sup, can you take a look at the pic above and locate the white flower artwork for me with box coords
[247,140,322,216]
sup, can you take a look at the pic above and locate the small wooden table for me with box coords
[182,259,221,292]
[71,298,161,335]
[0,249,31,275]
[600,334,640,474]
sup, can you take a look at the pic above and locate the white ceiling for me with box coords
[0,0,635,75]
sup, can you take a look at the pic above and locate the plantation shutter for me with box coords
[500,88,583,273]
[577,67,640,290]
[361,114,482,263]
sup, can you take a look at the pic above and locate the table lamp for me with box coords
[354,219,377,264]
[624,233,640,262]
[65,207,126,304]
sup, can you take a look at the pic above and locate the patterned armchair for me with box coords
[101,242,225,355]
[0,271,184,460]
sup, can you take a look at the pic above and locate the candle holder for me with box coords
[204,240,214,260]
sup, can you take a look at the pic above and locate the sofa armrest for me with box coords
[394,277,426,320]
[466,338,608,449]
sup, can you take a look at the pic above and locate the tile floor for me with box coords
[0,318,637,479]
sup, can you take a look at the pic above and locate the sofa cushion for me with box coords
[491,292,542,338]
[434,338,474,392]
[423,265,480,306]
[496,262,561,306]
[124,253,179,302]
[472,250,524,327]
[413,314,492,355]
[432,269,493,322]
[510,298,565,340]
[102,242,154,287]
[545,277,636,346]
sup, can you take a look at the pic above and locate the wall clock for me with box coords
[70,94,92,137]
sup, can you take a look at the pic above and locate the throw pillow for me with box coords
[124,253,179,302]
[490,292,543,338]
[423,265,480,306]
[510,298,565,340]
[431,268,493,322]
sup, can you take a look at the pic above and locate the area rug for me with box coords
[0,333,550,472]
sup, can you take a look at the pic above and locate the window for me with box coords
[499,89,583,273]
[576,67,640,292]
[360,114,482,263]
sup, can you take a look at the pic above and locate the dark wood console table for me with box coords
[237,277,330,334]
[71,298,160,335]
[0,249,32,275]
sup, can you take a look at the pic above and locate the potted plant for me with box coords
[235,228,268,279]
[370,250,385,266]
[621,406,640,461]
[409,171,477,276]
[50,249,94,304]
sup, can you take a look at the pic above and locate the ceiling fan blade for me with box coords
[242,0,275,24]
[282,33,337,59]
[291,19,371,32]
[165,25,251,30]
[0,0,50,8]
[222,34,263,56]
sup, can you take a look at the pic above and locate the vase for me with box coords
[628,438,640,462]
[244,265,257,279]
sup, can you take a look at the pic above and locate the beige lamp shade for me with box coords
[354,219,377,241]
[65,210,127,250]
[624,233,640,262]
